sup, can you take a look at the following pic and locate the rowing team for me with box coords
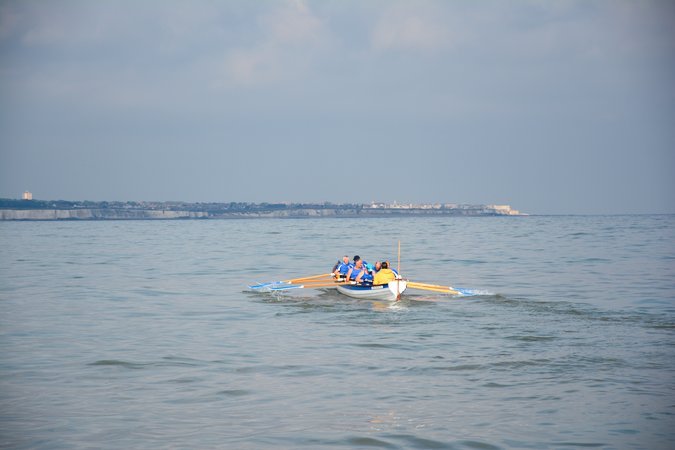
[332,255,400,285]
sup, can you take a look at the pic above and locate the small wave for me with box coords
[546,442,605,448]
[504,335,557,342]
[455,288,495,297]
[88,356,201,370]
[88,359,146,370]
[167,377,201,384]
[455,439,503,450]
[491,359,553,369]
[390,435,459,449]
[352,342,412,350]
[342,434,504,450]
[216,389,251,397]
[389,434,478,449]
[353,343,393,349]
[649,323,675,329]
[482,382,510,388]
[563,257,610,264]
[455,259,488,265]
[346,436,396,448]
[428,364,484,372]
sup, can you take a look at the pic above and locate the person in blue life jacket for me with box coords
[345,255,365,282]
[346,256,376,284]
[332,255,351,279]
[358,262,375,284]
[359,260,385,284]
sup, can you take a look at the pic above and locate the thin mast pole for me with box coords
[396,240,401,301]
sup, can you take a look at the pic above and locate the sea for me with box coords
[0,215,674,450]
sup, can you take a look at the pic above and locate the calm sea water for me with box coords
[1,216,674,449]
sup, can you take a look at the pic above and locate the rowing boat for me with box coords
[336,280,407,301]
[248,242,486,300]
[250,277,407,301]
[248,276,482,299]
[248,258,481,300]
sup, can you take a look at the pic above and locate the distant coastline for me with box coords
[0,198,525,220]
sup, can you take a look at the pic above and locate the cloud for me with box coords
[371,2,453,52]
[0,2,236,112]
[224,46,280,86]
[263,0,322,43]
[0,2,23,39]
[221,0,328,86]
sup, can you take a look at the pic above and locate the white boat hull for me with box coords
[336,281,407,301]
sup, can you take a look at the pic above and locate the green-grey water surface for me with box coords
[1,216,674,449]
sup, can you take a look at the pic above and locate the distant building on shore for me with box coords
[22,191,33,201]
[487,204,521,215]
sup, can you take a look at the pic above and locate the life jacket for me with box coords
[373,268,396,285]
[349,263,366,280]
[335,261,352,275]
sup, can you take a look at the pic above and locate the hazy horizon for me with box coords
[1,1,674,215]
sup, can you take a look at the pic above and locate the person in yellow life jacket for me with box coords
[373,261,396,285]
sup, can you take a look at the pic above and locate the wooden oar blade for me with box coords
[408,281,460,295]
[407,282,487,296]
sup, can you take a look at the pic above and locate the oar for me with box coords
[289,277,338,283]
[269,277,342,287]
[287,273,334,283]
[249,273,333,289]
[407,282,460,295]
[269,281,347,291]
[407,282,480,296]
[289,280,341,287]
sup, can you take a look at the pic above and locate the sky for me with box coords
[0,0,674,214]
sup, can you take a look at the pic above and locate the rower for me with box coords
[346,256,367,283]
[385,260,399,277]
[332,255,351,280]
[373,261,396,285]
[358,263,375,284]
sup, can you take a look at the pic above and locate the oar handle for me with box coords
[271,281,347,290]
[286,273,333,283]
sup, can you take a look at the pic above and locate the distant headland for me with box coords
[0,197,525,220]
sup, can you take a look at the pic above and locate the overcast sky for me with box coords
[1,0,673,214]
